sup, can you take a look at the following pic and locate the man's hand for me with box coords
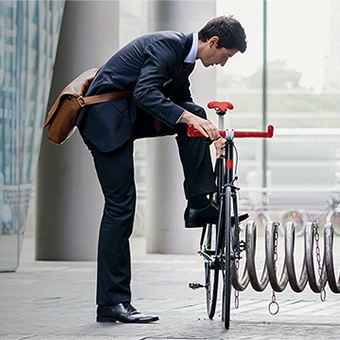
[214,137,225,159]
[179,110,220,140]
[179,110,224,158]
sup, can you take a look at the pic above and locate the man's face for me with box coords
[199,37,238,68]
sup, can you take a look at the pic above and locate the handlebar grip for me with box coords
[187,124,275,139]
[187,124,203,137]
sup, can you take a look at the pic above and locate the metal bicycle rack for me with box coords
[232,220,340,314]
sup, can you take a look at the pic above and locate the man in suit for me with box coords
[76,15,247,323]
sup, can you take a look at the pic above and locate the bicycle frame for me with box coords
[187,101,274,330]
[278,191,340,237]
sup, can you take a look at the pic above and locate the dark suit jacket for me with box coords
[76,31,195,152]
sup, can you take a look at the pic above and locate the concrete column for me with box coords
[36,1,119,260]
[146,1,217,254]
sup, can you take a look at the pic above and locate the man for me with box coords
[76,15,247,323]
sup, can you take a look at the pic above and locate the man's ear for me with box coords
[208,36,219,47]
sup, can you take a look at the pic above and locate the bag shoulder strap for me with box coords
[79,90,134,107]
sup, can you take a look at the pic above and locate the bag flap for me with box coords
[43,68,98,128]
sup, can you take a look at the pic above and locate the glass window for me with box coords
[217,0,340,214]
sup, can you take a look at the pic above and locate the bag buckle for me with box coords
[76,96,86,107]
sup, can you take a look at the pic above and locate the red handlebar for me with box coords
[187,124,275,139]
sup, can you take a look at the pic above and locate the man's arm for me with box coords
[169,73,194,104]
[133,38,189,128]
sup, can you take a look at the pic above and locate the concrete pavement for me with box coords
[1,233,340,340]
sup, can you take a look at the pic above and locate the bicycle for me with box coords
[187,100,274,330]
[278,191,340,237]
[239,197,272,234]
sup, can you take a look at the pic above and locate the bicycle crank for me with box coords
[188,282,206,290]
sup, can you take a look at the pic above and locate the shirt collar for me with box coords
[184,33,198,64]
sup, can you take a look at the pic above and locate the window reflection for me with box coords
[0,1,64,271]
[217,0,340,212]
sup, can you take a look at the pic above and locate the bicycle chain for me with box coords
[232,220,327,316]
[268,224,280,315]
[234,234,246,309]
[313,221,327,302]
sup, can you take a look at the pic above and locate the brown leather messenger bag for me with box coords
[43,68,133,145]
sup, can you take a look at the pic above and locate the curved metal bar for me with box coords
[305,222,327,293]
[324,223,340,293]
[245,221,269,292]
[231,258,250,291]
[265,221,289,292]
[229,219,340,296]
[284,222,308,292]
[231,221,250,291]
[231,221,249,291]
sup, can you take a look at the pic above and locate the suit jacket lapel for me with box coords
[162,33,194,96]
[176,33,194,74]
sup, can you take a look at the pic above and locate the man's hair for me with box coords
[198,15,247,53]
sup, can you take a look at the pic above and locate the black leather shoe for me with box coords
[184,201,249,228]
[184,201,219,228]
[96,302,159,323]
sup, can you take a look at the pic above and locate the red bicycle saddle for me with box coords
[207,101,234,113]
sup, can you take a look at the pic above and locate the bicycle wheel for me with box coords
[278,210,308,237]
[326,210,340,236]
[249,210,272,234]
[205,259,219,319]
[204,159,224,319]
[202,222,220,319]
[222,186,232,330]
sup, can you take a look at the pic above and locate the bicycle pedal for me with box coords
[188,282,205,290]
[238,213,249,223]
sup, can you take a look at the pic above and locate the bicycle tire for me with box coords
[205,260,219,319]
[222,186,232,330]
[202,223,220,319]
[326,210,340,236]
[278,210,308,237]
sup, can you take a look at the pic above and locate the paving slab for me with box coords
[1,235,340,339]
